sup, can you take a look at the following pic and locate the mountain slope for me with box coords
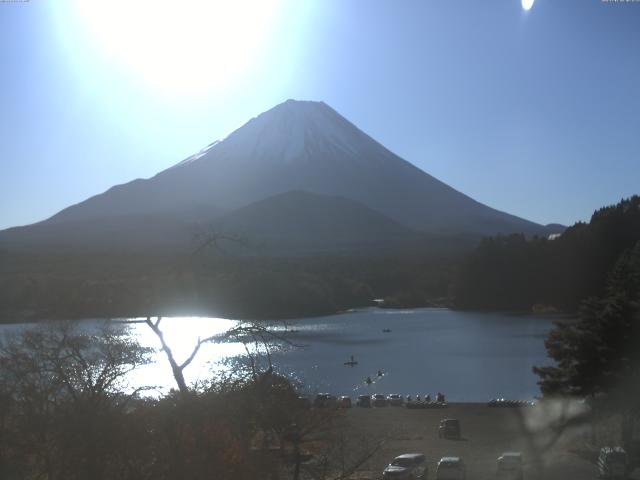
[0,99,559,252]
[0,213,194,252]
[214,190,421,253]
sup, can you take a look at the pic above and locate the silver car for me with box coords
[497,452,523,480]
[436,456,465,480]
[383,453,428,480]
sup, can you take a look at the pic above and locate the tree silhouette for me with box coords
[533,241,640,444]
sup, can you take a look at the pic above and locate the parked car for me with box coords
[313,393,337,408]
[382,453,428,479]
[597,446,628,479]
[489,399,533,408]
[438,418,461,439]
[297,396,311,409]
[496,452,523,480]
[373,393,388,407]
[356,394,372,407]
[388,394,404,406]
[337,395,352,408]
[436,457,465,480]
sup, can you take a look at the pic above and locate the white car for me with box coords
[372,393,388,407]
[436,457,465,480]
[497,452,523,480]
[383,453,428,479]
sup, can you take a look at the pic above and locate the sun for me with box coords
[522,0,535,11]
[72,0,282,97]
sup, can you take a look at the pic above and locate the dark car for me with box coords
[313,393,337,408]
[373,393,388,407]
[597,447,628,479]
[357,395,372,407]
[438,418,461,439]
[297,396,311,409]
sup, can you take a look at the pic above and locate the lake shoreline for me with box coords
[0,302,575,326]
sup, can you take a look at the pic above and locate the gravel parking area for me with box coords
[337,402,639,480]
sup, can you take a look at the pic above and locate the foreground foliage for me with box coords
[533,241,640,450]
[0,322,375,480]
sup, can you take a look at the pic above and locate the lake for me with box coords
[125,308,557,401]
[1,308,558,401]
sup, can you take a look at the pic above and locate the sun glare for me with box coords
[521,0,535,11]
[73,0,282,96]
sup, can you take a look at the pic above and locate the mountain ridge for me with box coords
[0,99,562,252]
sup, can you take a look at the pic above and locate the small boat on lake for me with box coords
[344,355,358,366]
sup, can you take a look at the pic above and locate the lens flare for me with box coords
[72,0,283,97]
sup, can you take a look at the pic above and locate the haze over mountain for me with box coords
[0,100,560,253]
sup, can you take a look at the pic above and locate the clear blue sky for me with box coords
[1,0,639,230]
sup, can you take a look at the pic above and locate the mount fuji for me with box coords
[0,100,559,253]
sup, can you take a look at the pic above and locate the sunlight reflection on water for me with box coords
[0,308,558,400]
[123,317,247,395]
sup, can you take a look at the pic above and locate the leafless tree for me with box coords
[283,411,385,480]
[191,226,250,257]
[137,316,303,395]
[141,316,219,395]
[0,321,151,480]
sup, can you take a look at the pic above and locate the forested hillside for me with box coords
[453,196,640,311]
[0,249,458,322]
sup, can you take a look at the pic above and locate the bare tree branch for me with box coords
[191,228,249,257]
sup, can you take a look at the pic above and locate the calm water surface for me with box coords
[4,308,558,401]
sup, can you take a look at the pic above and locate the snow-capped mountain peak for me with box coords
[27,99,549,240]
[178,99,374,168]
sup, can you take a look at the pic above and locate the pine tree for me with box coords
[533,242,640,442]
